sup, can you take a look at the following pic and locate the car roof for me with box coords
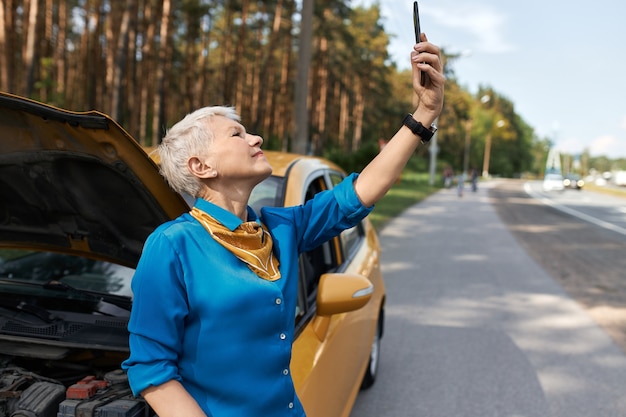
[264,150,344,176]
[0,92,189,266]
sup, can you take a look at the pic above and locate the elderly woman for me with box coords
[122,37,444,417]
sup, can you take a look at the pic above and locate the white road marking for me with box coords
[523,182,626,237]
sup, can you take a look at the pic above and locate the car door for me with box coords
[291,170,375,417]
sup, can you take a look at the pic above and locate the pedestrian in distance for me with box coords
[471,166,479,192]
[443,165,454,188]
[121,35,445,417]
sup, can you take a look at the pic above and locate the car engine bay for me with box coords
[0,345,152,417]
[0,252,153,416]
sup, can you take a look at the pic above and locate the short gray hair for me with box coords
[158,106,240,197]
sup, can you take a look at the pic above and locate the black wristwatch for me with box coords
[402,113,437,144]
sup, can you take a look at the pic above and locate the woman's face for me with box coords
[203,115,273,186]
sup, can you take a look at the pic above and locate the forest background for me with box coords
[2,0,623,178]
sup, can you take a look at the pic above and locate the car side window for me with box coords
[302,177,335,283]
[295,175,338,327]
[249,176,282,213]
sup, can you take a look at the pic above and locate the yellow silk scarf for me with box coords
[190,207,281,281]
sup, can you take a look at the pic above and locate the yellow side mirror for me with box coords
[316,273,373,317]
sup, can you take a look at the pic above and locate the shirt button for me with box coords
[283,368,289,375]
[275,298,282,305]
[288,402,294,409]
[279,333,286,340]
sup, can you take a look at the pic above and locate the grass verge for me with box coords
[369,170,440,231]
[585,183,626,199]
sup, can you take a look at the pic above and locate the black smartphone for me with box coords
[413,1,426,86]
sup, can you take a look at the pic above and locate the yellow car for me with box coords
[0,92,385,417]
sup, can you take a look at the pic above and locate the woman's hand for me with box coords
[142,380,207,417]
[411,33,444,123]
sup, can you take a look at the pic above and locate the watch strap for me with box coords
[402,113,436,143]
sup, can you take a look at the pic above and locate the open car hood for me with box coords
[0,92,189,267]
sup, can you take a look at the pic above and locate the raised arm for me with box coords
[354,34,444,207]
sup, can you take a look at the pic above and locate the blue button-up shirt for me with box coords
[122,173,372,416]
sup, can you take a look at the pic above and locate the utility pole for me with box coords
[428,117,439,186]
[292,0,313,155]
[482,119,504,178]
[463,119,472,176]
[482,132,492,178]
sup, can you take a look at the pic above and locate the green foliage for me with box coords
[434,85,540,178]
[589,156,613,173]
[324,140,380,173]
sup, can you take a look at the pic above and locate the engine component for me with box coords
[10,381,65,417]
[57,398,146,417]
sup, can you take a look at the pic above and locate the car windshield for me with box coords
[0,249,135,298]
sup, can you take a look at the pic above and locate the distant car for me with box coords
[0,92,385,417]
[543,173,565,191]
[563,174,584,189]
[614,171,626,186]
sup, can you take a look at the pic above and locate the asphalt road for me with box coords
[525,181,626,234]
[491,181,626,351]
[350,180,626,417]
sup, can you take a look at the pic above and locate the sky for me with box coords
[355,0,626,159]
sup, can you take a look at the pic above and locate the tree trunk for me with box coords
[0,0,7,92]
[1,0,15,93]
[23,0,38,96]
[183,10,195,112]
[54,0,67,99]
[111,0,134,121]
[151,0,171,145]
[44,0,52,56]
[234,0,249,112]
[276,11,293,152]
[249,24,262,124]
[104,2,117,114]
[352,80,364,152]
[313,34,329,155]
[197,9,213,108]
[38,0,53,101]
[139,0,157,145]
[76,0,90,107]
[292,0,313,154]
[220,2,235,103]
[125,0,139,138]
[338,77,349,152]
[87,0,103,110]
